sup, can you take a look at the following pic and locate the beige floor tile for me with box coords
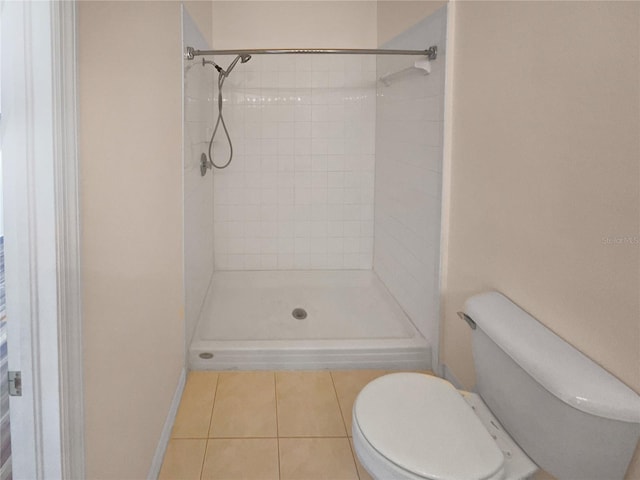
[209,371,277,438]
[349,438,373,480]
[330,370,388,435]
[172,371,218,438]
[201,438,279,480]
[280,437,358,480]
[158,439,206,480]
[276,371,346,437]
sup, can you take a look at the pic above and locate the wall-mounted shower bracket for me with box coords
[200,153,210,176]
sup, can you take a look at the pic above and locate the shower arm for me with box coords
[185,46,437,61]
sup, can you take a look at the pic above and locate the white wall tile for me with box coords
[372,9,446,342]
[213,55,376,270]
[183,11,214,346]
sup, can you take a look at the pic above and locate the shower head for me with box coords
[203,54,251,77]
[224,54,251,76]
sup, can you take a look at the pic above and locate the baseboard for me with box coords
[441,363,465,390]
[147,368,186,480]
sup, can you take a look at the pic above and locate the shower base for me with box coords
[189,270,431,370]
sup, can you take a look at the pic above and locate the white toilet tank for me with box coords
[465,292,640,480]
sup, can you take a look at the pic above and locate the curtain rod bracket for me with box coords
[426,45,437,60]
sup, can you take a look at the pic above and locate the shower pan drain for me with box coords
[292,308,308,320]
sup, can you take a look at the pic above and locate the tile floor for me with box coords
[159,369,429,480]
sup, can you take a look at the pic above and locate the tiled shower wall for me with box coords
[183,9,214,346]
[212,55,377,270]
[373,8,447,340]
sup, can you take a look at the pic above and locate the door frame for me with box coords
[1,0,84,478]
[52,2,85,478]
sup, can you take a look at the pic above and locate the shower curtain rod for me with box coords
[185,45,437,60]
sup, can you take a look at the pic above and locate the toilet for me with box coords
[352,292,640,480]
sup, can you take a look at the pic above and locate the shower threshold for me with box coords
[189,270,431,371]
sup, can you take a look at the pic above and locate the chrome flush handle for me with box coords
[457,311,477,330]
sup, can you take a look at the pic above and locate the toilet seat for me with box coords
[352,373,506,480]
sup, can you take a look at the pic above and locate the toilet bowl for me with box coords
[352,292,640,480]
[352,373,537,480]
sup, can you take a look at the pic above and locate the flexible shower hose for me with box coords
[205,54,249,169]
[207,67,234,169]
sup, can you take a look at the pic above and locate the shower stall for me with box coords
[182,6,448,371]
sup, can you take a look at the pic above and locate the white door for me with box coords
[1,1,79,478]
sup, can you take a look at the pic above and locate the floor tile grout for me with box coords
[348,439,362,480]
[165,370,396,480]
[330,371,360,479]
[329,371,349,435]
[201,373,220,480]
[273,372,281,480]
[206,373,221,438]
[200,373,220,480]
[199,438,209,480]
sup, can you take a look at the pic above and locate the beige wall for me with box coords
[377,0,446,45]
[78,1,184,478]
[185,1,213,46]
[76,0,640,477]
[210,1,377,48]
[443,1,639,477]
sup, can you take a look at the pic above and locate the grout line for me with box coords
[199,439,210,480]
[207,372,222,438]
[201,374,221,480]
[274,372,281,480]
[347,438,362,480]
[329,370,361,478]
[329,371,349,436]
[190,370,372,479]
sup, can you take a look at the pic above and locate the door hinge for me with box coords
[8,371,22,396]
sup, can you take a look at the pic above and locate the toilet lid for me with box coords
[353,373,505,480]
